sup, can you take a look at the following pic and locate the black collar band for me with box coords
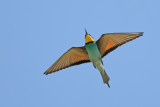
[85,41,95,44]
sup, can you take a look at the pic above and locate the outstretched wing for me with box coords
[96,32,143,58]
[44,46,90,75]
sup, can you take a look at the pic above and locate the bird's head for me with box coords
[85,29,95,44]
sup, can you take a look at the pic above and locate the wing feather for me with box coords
[44,46,90,75]
[96,32,143,58]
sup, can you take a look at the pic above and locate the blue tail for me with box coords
[96,63,110,87]
[100,70,110,87]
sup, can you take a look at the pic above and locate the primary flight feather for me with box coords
[44,30,143,87]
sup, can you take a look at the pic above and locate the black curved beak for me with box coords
[85,29,88,37]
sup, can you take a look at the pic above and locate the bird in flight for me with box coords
[44,30,143,87]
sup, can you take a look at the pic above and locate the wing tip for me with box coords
[44,70,50,75]
[139,32,144,36]
[136,32,143,38]
[43,72,48,75]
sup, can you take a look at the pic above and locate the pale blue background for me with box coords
[0,0,160,107]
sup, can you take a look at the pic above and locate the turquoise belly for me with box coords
[85,42,101,62]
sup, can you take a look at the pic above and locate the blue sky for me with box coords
[0,0,160,107]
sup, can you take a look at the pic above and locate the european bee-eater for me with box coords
[44,30,143,87]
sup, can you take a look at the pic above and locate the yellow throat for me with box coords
[85,34,95,44]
